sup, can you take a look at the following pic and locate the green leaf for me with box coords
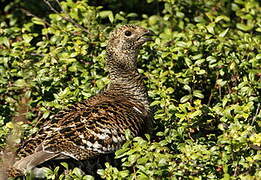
[150,100,161,106]
[206,56,217,64]
[183,85,191,92]
[14,79,27,87]
[60,162,68,170]
[146,0,155,3]
[185,57,192,66]
[99,10,114,23]
[215,15,230,23]
[176,41,187,48]
[192,54,203,60]
[206,23,215,34]
[60,58,77,64]
[72,168,83,177]
[115,147,128,158]
[0,37,10,47]
[22,34,33,43]
[118,170,129,178]
[137,157,149,164]
[32,17,45,25]
[219,28,229,37]
[236,23,254,31]
[180,95,192,103]
[193,90,204,99]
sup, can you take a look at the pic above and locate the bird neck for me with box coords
[106,54,149,111]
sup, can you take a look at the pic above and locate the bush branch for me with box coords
[43,0,89,34]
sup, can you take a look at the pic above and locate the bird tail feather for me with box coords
[12,151,59,175]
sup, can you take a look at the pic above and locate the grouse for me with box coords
[6,25,154,178]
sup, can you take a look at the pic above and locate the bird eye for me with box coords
[124,30,132,36]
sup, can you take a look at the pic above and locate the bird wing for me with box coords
[42,96,147,158]
[14,95,147,174]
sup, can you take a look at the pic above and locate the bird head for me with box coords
[106,25,154,72]
[107,25,154,52]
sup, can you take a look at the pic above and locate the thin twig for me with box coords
[30,53,45,57]
[207,91,213,106]
[54,0,64,11]
[43,0,89,34]
[21,6,70,36]
[20,8,51,26]
[252,103,260,125]
[20,8,50,40]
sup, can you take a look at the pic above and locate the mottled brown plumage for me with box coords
[7,25,154,178]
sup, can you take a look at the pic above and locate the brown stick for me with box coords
[43,0,89,33]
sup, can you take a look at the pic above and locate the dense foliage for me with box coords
[0,0,260,179]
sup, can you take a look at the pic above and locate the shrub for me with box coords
[0,0,260,179]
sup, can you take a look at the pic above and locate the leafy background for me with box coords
[0,0,260,179]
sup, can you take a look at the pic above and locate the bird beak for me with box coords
[142,30,156,41]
